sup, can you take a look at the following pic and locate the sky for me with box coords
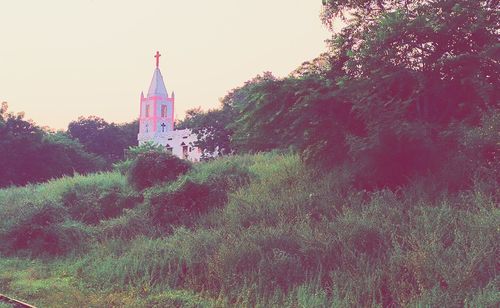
[0,0,333,130]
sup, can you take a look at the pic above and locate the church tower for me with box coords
[138,51,175,136]
[137,51,201,162]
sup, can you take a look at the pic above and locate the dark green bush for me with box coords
[127,151,192,190]
[349,128,446,190]
[148,179,211,227]
[61,183,141,225]
[0,202,92,256]
[349,224,388,259]
[146,159,252,228]
[97,205,156,240]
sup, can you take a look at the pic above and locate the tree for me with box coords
[177,106,235,157]
[125,141,165,160]
[317,0,500,188]
[0,103,104,187]
[204,0,498,189]
[38,132,106,178]
[67,116,138,163]
[127,151,192,190]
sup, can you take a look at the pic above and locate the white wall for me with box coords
[138,128,201,162]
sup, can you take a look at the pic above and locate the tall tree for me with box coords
[0,103,104,187]
[67,116,138,163]
[177,107,234,157]
[210,0,499,188]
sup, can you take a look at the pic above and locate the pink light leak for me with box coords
[154,51,161,68]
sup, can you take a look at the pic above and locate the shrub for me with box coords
[97,205,157,240]
[0,202,66,256]
[0,171,136,256]
[127,152,192,190]
[0,202,92,256]
[1,152,497,306]
[112,159,134,175]
[349,224,388,258]
[61,182,141,225]
[146,156,253,228]
[148,179,211,227]
[212,228,307,292]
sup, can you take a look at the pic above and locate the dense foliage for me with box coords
[67,116,138,163]
[0,102,105,187]
[146,156,252,229]
[177,106,235,157]
[127,151,192,190]
[0,0,498,306]
[181,0,499,190]
[0,154,497,306]
[0,104,139,187]
[0,172,140,256]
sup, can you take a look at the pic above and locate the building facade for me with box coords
[137,52,201,162]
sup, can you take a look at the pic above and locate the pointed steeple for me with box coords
[147,68,168,97]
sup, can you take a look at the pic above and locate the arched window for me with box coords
[165,144,173,154]
[181,142,188,159]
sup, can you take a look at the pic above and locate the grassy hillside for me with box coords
[0,153,498,307]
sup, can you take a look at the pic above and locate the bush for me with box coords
[146,156,253,228]
[212,228,307,292]
[0,202,92,256]
[61,182,141,225]
[0,171,135,256]
[0,152,497,306]
[348,224,388,259]
[148,179,211,227]
[97,205,157,240]
[127,152,192,190]
[112,159,134,175]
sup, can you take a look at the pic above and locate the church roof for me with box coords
[147,68,168,98]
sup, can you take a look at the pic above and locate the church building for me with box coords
[137,51,201,162]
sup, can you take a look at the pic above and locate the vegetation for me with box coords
[127,151,192,190]
[0,172,140,257]
[181,0,498,191]
[0,0,498,306]
[0,104,138,188]
[0,154,498,306]
[0,102,106,188]
[67,116,138,164]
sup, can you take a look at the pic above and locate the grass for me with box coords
[0,171,140,256]
[0,153,498,306]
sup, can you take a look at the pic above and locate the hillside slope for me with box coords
[0,153,498,307]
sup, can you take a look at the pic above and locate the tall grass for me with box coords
[0,172,140,256]
[1,153,498,306]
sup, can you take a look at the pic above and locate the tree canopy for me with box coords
[67,116,138,163]
[180,0,499,190]
[0,102,105,187]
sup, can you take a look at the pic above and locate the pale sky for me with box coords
[0,0,332,130]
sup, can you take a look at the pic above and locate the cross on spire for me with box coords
[154,51,161,68]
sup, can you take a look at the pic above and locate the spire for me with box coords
[147,68,168,97]
[147,51,168,97]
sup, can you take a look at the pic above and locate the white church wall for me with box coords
[138,129,201,162]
